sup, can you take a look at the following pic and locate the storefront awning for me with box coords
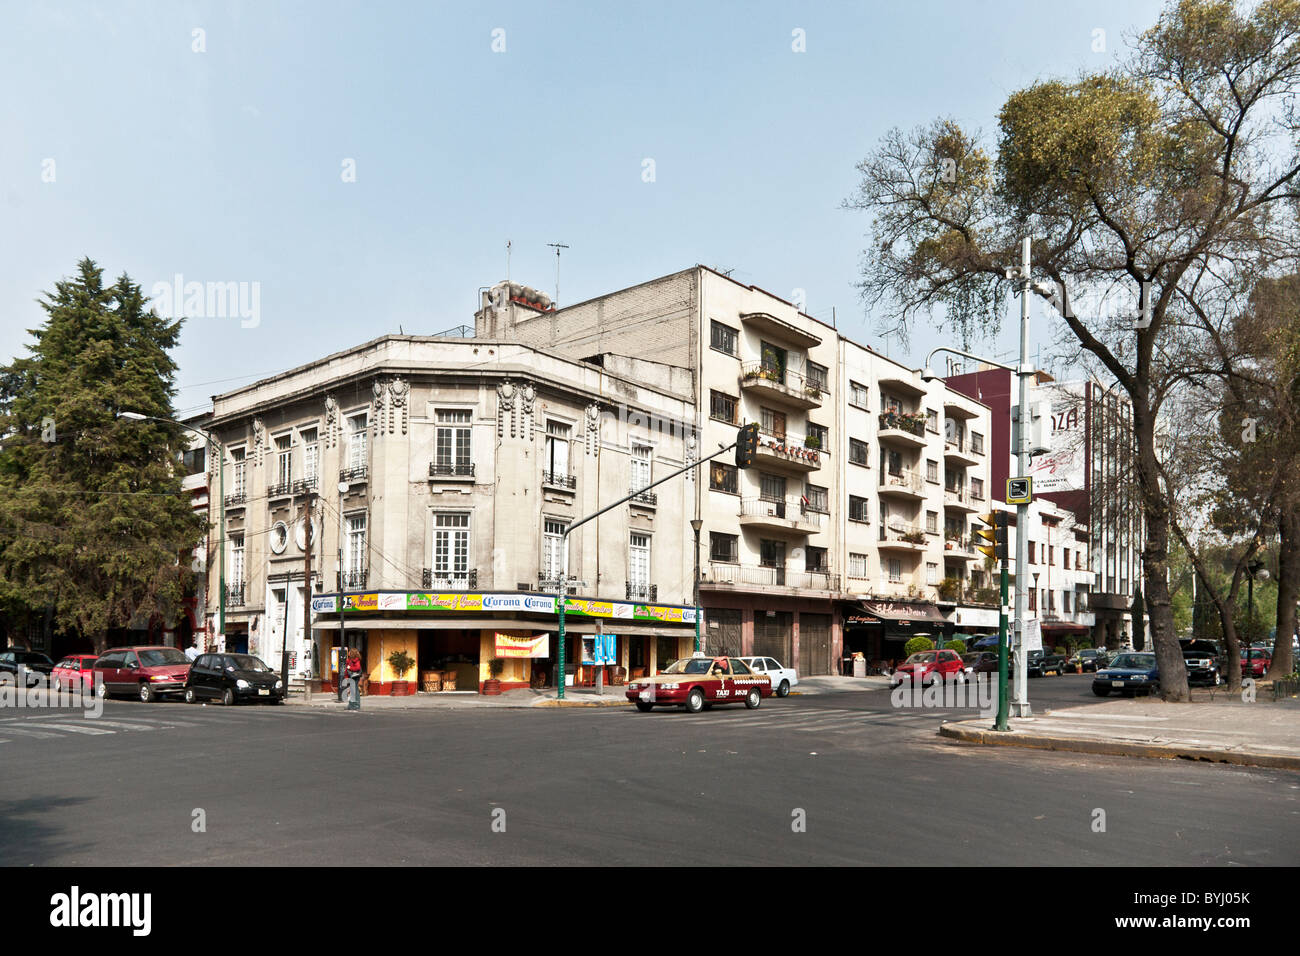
[310,617,695,637]
[852,601,946,625]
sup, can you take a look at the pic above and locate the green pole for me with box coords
[996,562,1009,731]
[216,437,225,652]
[557,583,566,701]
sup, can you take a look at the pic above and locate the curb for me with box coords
[533,697,629,708]
[938,723,1300,772]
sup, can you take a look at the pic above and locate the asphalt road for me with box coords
[2,675,1297,866]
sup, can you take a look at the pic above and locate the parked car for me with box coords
[961,651,1000,676]
[1241,648,1272,678]
[737,656,798,697]
[52,654,99,692]
[1024,649,1046,678]
[890,649,966,687]
[626,656,772,713]
[1064,648,1109,673]
[184,653,284,705]
[1093,652,1160,697]
[0,648,55,687]
[93,646,191,701]
[1038,650,1067,676]
[1180,640,1222,686]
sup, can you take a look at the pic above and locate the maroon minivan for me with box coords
[93,646,191,702]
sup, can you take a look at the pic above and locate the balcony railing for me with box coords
[268,480,294,499]
[625,582,658,601]
[629,488,657,506]
[703,563,840,592]
[944,485,969,505]
[880,469,923,493]
[429,461,475,479]
[877,411,927,436]
[879,521,927,546]
[755,432,822,467]
[739,362,826,397]
[224,583,245,607]
[422,568,478,590]
[739,497,827,531]
[223,493,247,508]
[291,477,318,495]
[343,569,368,589]
[339,465,368,484]
[542,470,576,490]
[943,535,974,554]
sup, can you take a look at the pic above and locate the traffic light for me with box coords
[735,422,760,468]
[974,511,1010,562]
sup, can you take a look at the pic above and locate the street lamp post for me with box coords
[1247,557,1268,646]
[690,518,703,654]
[119,412,224,653]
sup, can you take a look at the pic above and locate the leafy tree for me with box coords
[0,259,205,653]
[846,0,1300,700]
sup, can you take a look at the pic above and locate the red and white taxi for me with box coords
[626,655,773,713]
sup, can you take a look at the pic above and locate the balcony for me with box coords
[542,470,576,491]
[879,468,924,499]
[629,488,657,508]
[422,568,478,590]
[343,569,369,590]
[223,493,247,509]
[943,535,979,560]
[877,411,928,448]
[291,477,318,495]
[429,461,476,481]
[752,431,822,473]
[223,583,245,607]
[268,480,294,500]
[739,362,824,409]
[943,438,980,467]
[943,485,978,513]
[738,311,822,348]
[339,465,368,485]
[702,562,840,593]
[626,582,659,602]
[738,496,826,535]
[878,521,928,551]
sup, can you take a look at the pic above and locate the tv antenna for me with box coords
[546,242,569,306]
[506,239,512,282]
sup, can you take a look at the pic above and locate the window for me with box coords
[806,422,828,450]
[886,449,904,476]
[926,460,939,483]
[230,534,245,586]
[1028,541,1036,564]
[805,546,828,572]
[926,511,939,533]
[926,562,939,586]
[849,438,868,466]
[760,341,787,379]
[275,434,292,486]
[710,462,738,494]
[971,477,984,500]
[1048,545,1055,566]
[346,513,367,574]
[629,533,651,588]
[710,320,738,355]
[849,495,869,523]
[887,558,903,583]
[803,483,828,513]
[849,553,869,578]
[545,420,571,478]
[806,361,828,392]
[759,473,787,502]
[433,513,470,579]
[710,532,738,564]
[760,406,786,439]
[849,380,869,408]
[232,448,246,497]
[759,539,784,569]
[543,519,568,580]
[709,390,737,424]
[1063,547,1070,569]
[926,409,939,433]
[883,393,902,414]
[436,409,472,473]
[630,444,652,492]
[1063,591,1072,613]
[301,428,319,482]
[1029,588,1038,611]
[348,413,368,469]
[182,446,206,475]
[971,432,984,454]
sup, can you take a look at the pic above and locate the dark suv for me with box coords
[0,648,55,687]
[1180,640,1222,686]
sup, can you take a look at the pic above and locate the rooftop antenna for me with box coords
[506,239,512,282]
[547,242,569,306]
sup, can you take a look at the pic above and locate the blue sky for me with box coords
[1,0,1167,415]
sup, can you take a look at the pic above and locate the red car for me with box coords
[93,646,191,702]
[52,654,99,692]
[626,656,773,713]
[1241,648,1272,678]
[891,649,967,688]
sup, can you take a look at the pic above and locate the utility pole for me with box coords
[1012,237,1034,718]
[289,493,313,688]
[336,481,348,702]
[546,242,569,306]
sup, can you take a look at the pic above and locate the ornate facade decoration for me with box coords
[685,430,698,481]
[520,382,536,441]
[496,380,517,438]
[251,418,266,467]
[585,402,601,457]
[370,379,386,439]
[388,377,409,435]
[324,395,339,448]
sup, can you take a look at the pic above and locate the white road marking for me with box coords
[18,722,116,735]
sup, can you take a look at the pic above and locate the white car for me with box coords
[739,657,798,697]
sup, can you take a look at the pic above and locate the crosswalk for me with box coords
[661,704,985,736]
[0,705,324,743]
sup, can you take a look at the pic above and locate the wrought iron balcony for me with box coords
[224,583,245,607]
[429,461,475,479]
[268,480,294,499]
[291,477,318,495]
[343,569,368,589]
[223,493,247,508]
[339,466,368,484]
[542,470,576,490]
[629,488,657,506]
[625,582,658,602]
[422,568,478,590]
[702,563,840,592]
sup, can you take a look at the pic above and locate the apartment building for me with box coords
[480,267,995,672]
[200,335,700,692]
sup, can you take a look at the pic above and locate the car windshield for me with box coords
[904,652,936,664]
[1081,650,1100,657]
[1241,650,1269,659]
[227,654,273,672]
[137,648,189,666]
[20,652,52,665]
[1108,653,1156,669]
[661,658,713,675]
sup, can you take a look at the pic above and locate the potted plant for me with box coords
[804,434,821,449]
[387,649,416,696]
[937,576,963,602]
[483,657,505,695]
[901,530,926,545]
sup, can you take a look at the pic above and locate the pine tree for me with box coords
[0,258,206,652]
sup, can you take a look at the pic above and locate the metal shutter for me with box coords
[707,609,742,658]
[799,613,832,676]
[753,611,793,664]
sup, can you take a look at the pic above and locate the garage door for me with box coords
[799,613,832,676]
[753,611,793,664]
[706,609,742,658]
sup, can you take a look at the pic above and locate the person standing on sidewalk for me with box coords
[345,647,363,711]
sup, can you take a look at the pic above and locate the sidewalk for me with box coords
[939,689,1300,771]
[286,674,893,710]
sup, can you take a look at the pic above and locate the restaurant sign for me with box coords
[494,631,550,658]
[316,591,693,623]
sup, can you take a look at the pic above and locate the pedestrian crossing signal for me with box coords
[735,422,760,468]
[974,511,1009,562]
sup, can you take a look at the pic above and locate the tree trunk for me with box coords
[1268,506,1299,679]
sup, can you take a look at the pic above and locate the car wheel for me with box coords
[221,687,235,706]
[138,683,154,703]
[97,682,109,700]
[1092,686,1109,697]
[1213,671,1222,686]
[184,687,196,704]
[777,679,790,698]
[635,701,654,712]
[685,688,705,714]
[744,688,761,710]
